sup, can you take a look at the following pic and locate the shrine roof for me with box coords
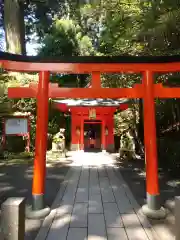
[53,98,128,107]
[1,51,180,63]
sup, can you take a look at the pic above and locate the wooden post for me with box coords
[142,70,166,219]
[32,71,49,211]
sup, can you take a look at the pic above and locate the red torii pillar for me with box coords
[8,71,51,217]
[32,71,49,213]
[142,70,165,219]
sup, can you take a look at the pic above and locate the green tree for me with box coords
[139,0,180,54]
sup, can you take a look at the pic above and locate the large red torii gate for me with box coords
[2,52,180,219]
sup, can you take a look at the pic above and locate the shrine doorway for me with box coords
[84,120,102,151]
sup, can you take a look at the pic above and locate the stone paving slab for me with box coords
[89,166,103,214]
[36,152,159,240]
[107,166,135,214]
[98,166,107,178]
[88,214,107,240]
[99,176,115,202]
[76,167,89,203]
[103,202,123,228]
[70,203,88,227]
[67,228,87,240]
[46,205,72,240]
[107,227,128,240]
[89,200,103,214]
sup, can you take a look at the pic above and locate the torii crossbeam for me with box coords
[2,51,180,219]
[8,82,180,99]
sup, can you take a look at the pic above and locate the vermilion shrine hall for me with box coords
[53,98,128,152]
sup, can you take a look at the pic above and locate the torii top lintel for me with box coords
[1,51,180,73]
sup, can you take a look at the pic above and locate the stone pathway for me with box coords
[36,152,159,240]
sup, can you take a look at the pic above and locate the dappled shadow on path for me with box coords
[114,155,175,239]
[0,160,70,240]
[36,152,158,240]
[44,202,153,240]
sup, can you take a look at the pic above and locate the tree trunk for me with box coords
[4,0,26,55]
[132,100,144,156]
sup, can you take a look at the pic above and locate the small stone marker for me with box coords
[175,196,180,240]
[1,197,25,240]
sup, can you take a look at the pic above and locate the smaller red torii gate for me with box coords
[2,53,180,219]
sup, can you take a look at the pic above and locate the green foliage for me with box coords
[3,151,33,160]
[39,19,79,56]
[39,18,95,56]
[99,0,145,55]
[139,1,180,53]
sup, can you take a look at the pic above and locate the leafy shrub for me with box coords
[2,151,34,160]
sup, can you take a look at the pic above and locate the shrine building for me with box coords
[53,98,129,152]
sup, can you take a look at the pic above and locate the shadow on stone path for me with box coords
[36,151,158,240]
[0,159,70,240]
[114,155,176,239]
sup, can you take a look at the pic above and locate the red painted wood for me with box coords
[10,83,180,100]
[69,107,117,150]
[119,103,129,111]
[101,119,105,150]
[91,72,101,88]
[143,71,159,195]
[9,83,180,99]
[53,103,68,112]
[83,121,101,124]
[154,84,180,98]
[48,86,143,99]
[71,115,81,147]
[32,71,49,196]
[8,87,37,98]
[8,85,143,99]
